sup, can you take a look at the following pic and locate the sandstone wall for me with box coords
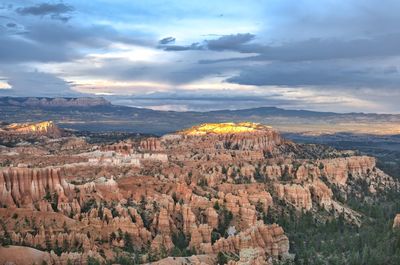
[0,167,72,208]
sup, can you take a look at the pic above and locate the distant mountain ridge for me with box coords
[0,96,111,108]
[0,96,398,135]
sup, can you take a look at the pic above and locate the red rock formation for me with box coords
[204,222,289,259]
[103,140,135,153]
[0,167,72,208]
[310,180,333,209]
[154,207,172,234]
[204,207,218,228]
[189,224,213,248]
[182,204,197,234]
[151,234,174,251]
[393,214,400,229]
[223,192,257,228]
[229,248,270,265]
[2,121,63,138]
[140,137,163,151]
[164,122,284,154]
[274,184,312,210]
[150,255,215,265]
[0,245,104,265]
[322,156,375,185]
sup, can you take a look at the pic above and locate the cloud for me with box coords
[0,33,75,62]
[15,3,74,21]
[226,61,400,88]
[159,36,175,44]
[0,20,150,63]
[6,22,16,27]
[83,59,223,85]
[196,33,400,67]
[205,33,255,51]
[163,42,203,51]
[162,33,255,51]
[107,89,303,111]
[0,69,77,97]
[209,34,400,63]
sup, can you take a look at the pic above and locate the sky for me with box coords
[1,0,400,113]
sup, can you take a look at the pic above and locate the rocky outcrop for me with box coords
[204,222,289,260]
[0,167,72,208]
[151,234,174,251]
[182,204,197,234]
[149,255,215,265]
[154,208,172,234]
[204,207,218,228]
[189,224,213,248]
[393,214,400,229]
[2,121,62,137]
[0,245,103,265]
[223,192,257,228]
[140,137,163,151]
[310,180,333,209]
[274,184,312,210]
[228,248,270,265]
[322,156,376,186]
[165,122,284,152]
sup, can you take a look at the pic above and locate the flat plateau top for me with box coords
[4,121,55,132]
[179,122,272,135]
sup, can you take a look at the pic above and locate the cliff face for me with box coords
[0,246,104,265]
[0,167,67,208]
[207,222,289,257]
[140,137,163,151]
[3,121,62,137]
[274,184,313,210]
[165,122,284,152]
[321,156,376,185]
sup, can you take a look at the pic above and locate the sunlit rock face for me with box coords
[2,121,62,137]
[164,122,284,153]
[179,122,272,135]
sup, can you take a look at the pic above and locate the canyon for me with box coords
[0,121,399,265]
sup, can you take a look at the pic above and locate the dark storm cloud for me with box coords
[67,56,230,85]
[200,33,400,63]
[205,33,255,51]
[163,42,203,51]
[159,36,175,44]
[0,34,74,62]
[15,3,74,21]
[226,61,400,88]
[162,33,255,51]
[0,20,149,63]
[107,90,301,112]
[6,22,16,27]
[0,69,77,97]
